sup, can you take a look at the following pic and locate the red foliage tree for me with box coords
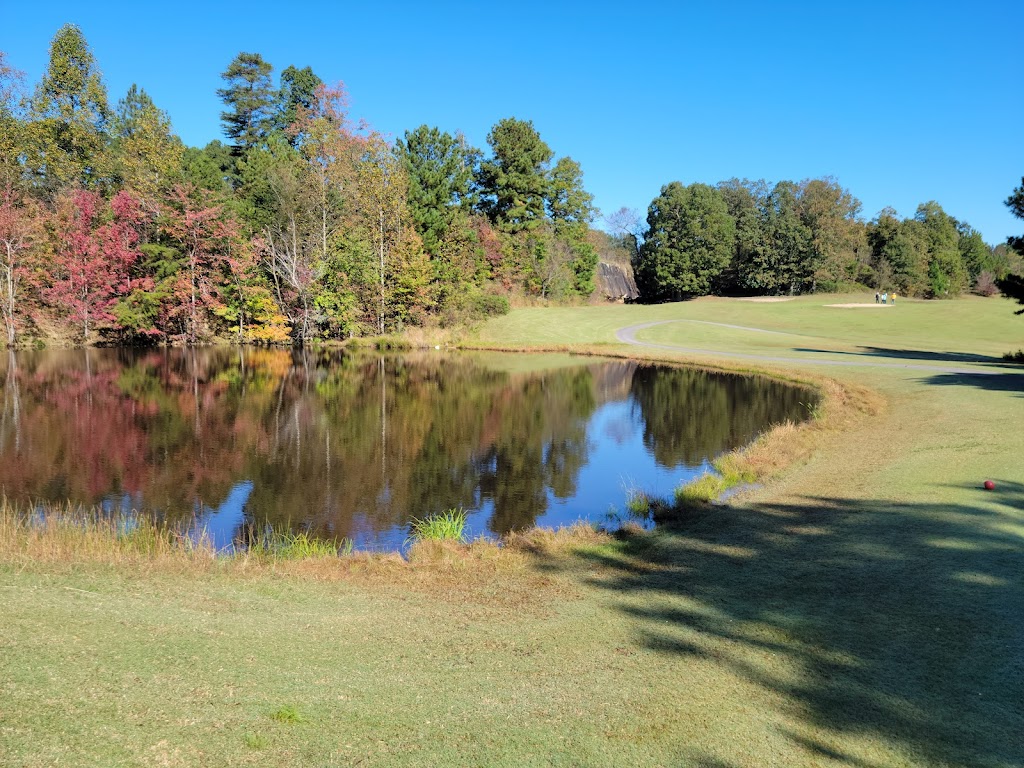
[161,184,244,344]
[45,189,145,342]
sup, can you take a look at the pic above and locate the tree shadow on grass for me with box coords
[536,482,1024,767]
[794,347,1013,367]
[919,371,1024,395]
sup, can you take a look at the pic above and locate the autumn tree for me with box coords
[254,137,324,342]
[161,184,245,344]
[275,65,323,139]
[282,83,363,336]
[350,135,431,333]
[0,185,41,345]
[45,190,145,341]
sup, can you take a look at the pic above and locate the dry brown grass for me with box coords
[503,522,612,555]
[0,500,219,574]
[0,500,602,616]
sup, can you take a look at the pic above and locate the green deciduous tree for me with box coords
[546,157,597,294]
[635,182,736,301]
[796,177,864,291]
[868,207,928,295]
[915,201,967,297]
[0,52,27,187]
[111,84,184,211]
[25,24,111,195]
[956,224,992,284]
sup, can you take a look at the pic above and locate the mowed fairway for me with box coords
[2,294,1022,767]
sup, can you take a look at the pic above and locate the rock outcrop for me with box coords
[592,261,639,302]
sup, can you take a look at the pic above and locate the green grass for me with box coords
[1,293,1022,767]
[674,471,725,505]
[407,508,468,543]
[268,705,305,724]
[243,525,352,559]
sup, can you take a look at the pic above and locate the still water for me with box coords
[0,348,814,551]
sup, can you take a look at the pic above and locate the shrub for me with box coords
[974,271,999,297]
[473,293,510,318]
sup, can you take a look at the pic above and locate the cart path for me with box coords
[614,319,1015,376]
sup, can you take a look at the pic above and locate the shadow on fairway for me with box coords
[794,347,1009,366]
[535,482,1024,767]
[920,371,1024,394]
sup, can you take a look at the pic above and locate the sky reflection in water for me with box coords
[0,348,813,551]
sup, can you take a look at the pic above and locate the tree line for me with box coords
[0,25,597,346]
[623,178,1021,303]
[1,25,1020,347]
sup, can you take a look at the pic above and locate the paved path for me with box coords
[614,319,1014,376]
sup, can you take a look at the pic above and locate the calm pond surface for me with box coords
[0,348,814,551]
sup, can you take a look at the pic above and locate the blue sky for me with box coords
[4,1,1022,244]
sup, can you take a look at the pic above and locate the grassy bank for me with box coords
[2,293,1022,767]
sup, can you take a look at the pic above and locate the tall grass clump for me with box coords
[624,488,652,516]
[674,472,727,506]
[242,524,351,560]
[407,508,468,543]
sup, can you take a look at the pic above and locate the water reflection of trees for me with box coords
[629,364,813,467]
[0,350,811,546]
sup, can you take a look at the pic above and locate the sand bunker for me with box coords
[737,297,795,302]
[826,303,893,308]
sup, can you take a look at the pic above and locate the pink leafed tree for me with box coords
[45,189,145,342]
[161,184,243,345]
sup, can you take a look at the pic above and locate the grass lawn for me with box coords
[2,294,1022,767]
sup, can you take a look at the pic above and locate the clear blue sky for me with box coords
[4,1,1022,244]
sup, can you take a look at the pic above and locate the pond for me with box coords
[0,348,815,551]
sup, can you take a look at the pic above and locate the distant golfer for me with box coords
[890,292,896,305]
[875,291,880,304]
[882,291,888,304]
